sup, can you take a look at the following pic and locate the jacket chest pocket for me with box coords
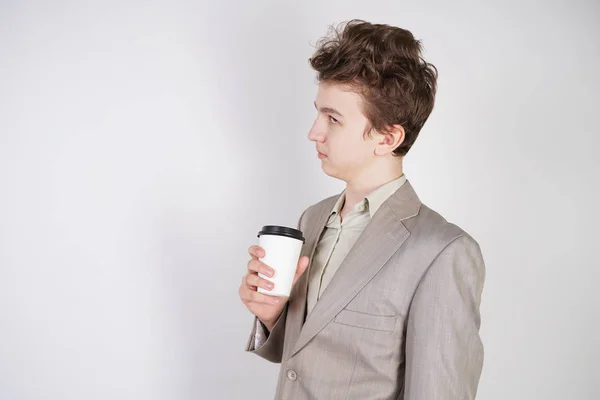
[333,308,397,332]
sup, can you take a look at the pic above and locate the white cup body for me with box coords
[257,234,303,297]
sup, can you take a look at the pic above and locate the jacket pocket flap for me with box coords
[334,309,397,332]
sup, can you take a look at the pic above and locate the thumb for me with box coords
[292,256,310,286]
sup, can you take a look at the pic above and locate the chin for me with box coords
[320,163,342,180]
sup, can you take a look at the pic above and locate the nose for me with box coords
[308,119,326,143]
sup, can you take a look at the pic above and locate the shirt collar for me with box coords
[330,174,408,218]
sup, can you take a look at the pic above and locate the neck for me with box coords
[343,158,404,213]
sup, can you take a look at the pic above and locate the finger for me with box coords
[248,245,265,259]
[247,258,275,278]
[239,282,253,299]
[242,275,257,290]
[292,256,310,286]
[239,282,256,303]
[246,273,275,292]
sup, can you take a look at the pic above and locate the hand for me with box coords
[239,245,309,331]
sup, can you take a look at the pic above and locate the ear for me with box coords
[374,124,405,156]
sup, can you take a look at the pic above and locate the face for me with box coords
[308,83,380,182]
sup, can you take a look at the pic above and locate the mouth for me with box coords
[317,151,327,159]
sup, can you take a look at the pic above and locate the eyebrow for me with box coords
[314,101,343,117]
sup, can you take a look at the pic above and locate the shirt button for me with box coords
[287,369,297,381]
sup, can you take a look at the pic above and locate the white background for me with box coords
[1,0,598,399]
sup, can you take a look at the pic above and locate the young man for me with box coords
[239,19,486,400]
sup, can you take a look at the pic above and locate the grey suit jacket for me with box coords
[246,181,486,400]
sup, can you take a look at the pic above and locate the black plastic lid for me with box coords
[258,225,305,243]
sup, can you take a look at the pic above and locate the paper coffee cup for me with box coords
[257,225,305,297]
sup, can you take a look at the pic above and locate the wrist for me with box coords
[259,318,276,332]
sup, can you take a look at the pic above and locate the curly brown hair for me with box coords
[309,20,438,156]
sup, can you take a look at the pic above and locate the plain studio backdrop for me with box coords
[1,0,598,399]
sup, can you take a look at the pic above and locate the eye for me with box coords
[328,115,339,124]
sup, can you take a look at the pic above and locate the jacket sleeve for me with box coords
[402,235,486,400]
[245,305,289,363]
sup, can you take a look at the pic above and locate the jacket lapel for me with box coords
[290,180,422,357]
[285,195,338,358]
